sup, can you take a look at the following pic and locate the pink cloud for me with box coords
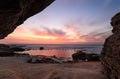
[32,26,66,37]
[0,21,109,44]
[80,30,112,44]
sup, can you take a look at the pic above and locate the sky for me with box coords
[0,0,120,44]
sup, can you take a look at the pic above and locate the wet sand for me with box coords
[0,57,103,79]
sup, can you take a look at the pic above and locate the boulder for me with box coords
[72,50,100,62]
[72,50,86,61]
[39,47,44,50]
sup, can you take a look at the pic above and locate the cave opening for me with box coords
[0,0,120,79]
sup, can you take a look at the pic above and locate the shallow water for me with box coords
[17,44,103,58]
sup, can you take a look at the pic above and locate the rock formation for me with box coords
[86,53,100,61]
[39,47,44,50]
[27,55,64,64]
[0,44,15,56]
[0,0,54,39]
[101,12,120,79]
[72,50,86,61]
[72,50,100,61]
[11,47,25,51]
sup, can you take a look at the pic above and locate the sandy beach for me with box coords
[0,57,103,79]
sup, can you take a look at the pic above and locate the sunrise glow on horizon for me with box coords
[0,0,119,44]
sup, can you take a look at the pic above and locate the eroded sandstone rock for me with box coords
[0,0,54,39]
[101,12,120,79]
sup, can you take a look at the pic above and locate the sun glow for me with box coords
[0,25,104,44]
[0,0,117,44]
[28,35,57,40]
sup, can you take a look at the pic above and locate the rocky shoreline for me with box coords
[0,44,103,79]
[0,44,101,64]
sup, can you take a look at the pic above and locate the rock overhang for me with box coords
[0,0,55,39]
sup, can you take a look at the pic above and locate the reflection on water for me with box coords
[17,44,103,59]
[18,49,76,58]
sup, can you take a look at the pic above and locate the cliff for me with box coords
[0,0,54,39]
[101,12,120,79]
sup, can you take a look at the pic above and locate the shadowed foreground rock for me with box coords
[0,0,54,39]
[101,12,120,79]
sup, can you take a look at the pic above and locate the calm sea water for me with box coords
[17,44,103,58]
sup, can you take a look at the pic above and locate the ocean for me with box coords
[17,44,103,59]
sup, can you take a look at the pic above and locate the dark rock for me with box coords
[72,50,86,61]
[65,60,74,63]
[86,53,100,61]
[72,50,100,62]
[0,0,54,39]
[11,47,25,51]
[101,12,120,79]
[39,47,44,50]
[27,55,63,64]
[0,44,15,56]
[27,58,33,63]
[0,44,9,50]
[15,53,29,57]
[0,51,15,57]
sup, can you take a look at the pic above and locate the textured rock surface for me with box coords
[101,12,120,79]
[0,0,54,39]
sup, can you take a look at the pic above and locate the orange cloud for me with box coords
[0,26,65,44]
